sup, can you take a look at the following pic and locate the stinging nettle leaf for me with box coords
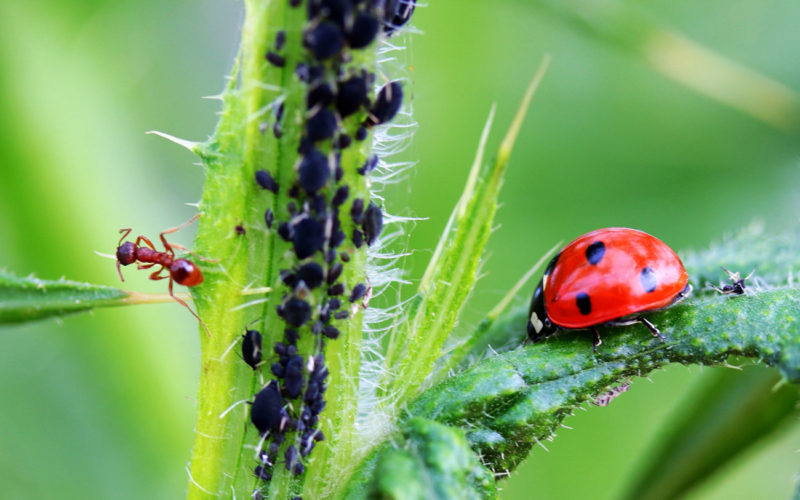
[0,270,129,324]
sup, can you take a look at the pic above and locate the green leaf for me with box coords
[622,367,799,500]
[343,418,497,500]
[380,56,552,408]
[0,270,129,324]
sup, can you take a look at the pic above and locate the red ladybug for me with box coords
[527,228,691,350]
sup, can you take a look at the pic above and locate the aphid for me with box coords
[336,77,368,118]
[362,202,383,245]
[352,229,364,248]
[292,217,325,259]
[265,209,274,229]
[355,126,368,141]
[250,381,288,434]
[296,262,324,290]
[284,355,305,399]
[306,83,334,110]
[241,328,263,370]
[306,109,338,143]
[275,30,287,51]
[327,283,345,296]
[304,22,344,61]
[382,0,416,35]
[284,445,299,472]
[346,12,380,49]
[350,198,365,224]
[365,81,403,126]
[115,215,206,330]
[709,267,752,296]
[298,149,331,194]
[255,170,279,194]
[327,262,343,284]
[357,155,378,175]
[235,224,246,236]
[335,134,352,149]
[254,465,272,481]
[527,228,691,350]
[322,325,340,339]
[332,185,349,207]
[282,298,312,327]
[349,283,367,303]
[266,51,286,68]
[594,382,631,407]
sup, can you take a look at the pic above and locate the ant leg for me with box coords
[149,267,169,281]
[591,327,602,353]
[116,261,125,282]
[159,214,201,252]
[138,262,157,271]
[135,235,157,251]
[169,278,210,336]
[638,317,666,341]
[117,228,132,247]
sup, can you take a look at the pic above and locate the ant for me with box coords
[115,214,208,333]
[710,267,753,296]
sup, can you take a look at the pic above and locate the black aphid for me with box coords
[296,262,324,289]
[283,298,312,327]
[355,126,368,141]
[275,30,287,51]
[235,224,246,236]
[285,328,300,344]
[330,230,345,248]
[322,325,340,339]
[383,0,416,35]
[278,222,293,242]
[327,283,345,296]
[284,355,305,398]
[332,185,349,206]
[306,109,338,143]
[336,77,368,118]
[251,381,286,434]
[265,209,274,229]
[298,150,331,194]
[255,170,279,193]
[352,229,364,248]
[306,83,334,109]
[292,217,325,259]
[350,198,365,224]
[266,51,286,67]
[358,155,378,175]
[362,202,382,245]
[271,362,285,378]
[304,22,344,61]
[340,251,350,262]
[334,310,349,320]
[366,82,403,126]
[284,445,299,471]
[254,465,272,481]
[241,328,263,370]
[327,263,343,284]
[346,12,380,49]
[335,134,352,149]
[349,283,367,303]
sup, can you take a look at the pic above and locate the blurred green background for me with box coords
[1,0,798,499]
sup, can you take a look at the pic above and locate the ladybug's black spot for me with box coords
[576,292,592,315]
[544,252,560,276]
[640,267,658,293]
[585,241,605,266]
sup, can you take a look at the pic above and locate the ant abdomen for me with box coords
[170,259,203,287]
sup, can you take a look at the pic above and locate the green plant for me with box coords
[2,1,799,499]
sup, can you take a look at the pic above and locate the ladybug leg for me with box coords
[591,327,602,353]
[637,317,666,341]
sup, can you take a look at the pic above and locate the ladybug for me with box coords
[527,228,691,350]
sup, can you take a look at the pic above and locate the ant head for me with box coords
[170,259,204,287]
[116,241,137,266]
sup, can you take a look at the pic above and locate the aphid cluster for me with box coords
[247,0,415,490]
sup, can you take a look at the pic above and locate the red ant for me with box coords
[115,214,208,333]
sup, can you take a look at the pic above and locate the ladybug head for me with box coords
[527,280,556,341]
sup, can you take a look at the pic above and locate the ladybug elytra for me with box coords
[527,228,691,350]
